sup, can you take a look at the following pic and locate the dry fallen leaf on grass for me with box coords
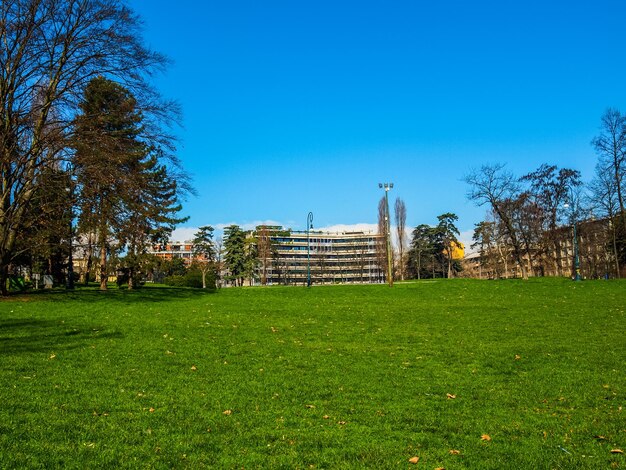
[610,449,624,454]
[305,404,315,409]
[594,435,606,440]
[434,467,446,470]
[191,365,197,371]
[223,409,232,415]
[449,449,461,455]
[338,421,346,425]
[481,434,491,441]
[514,354,521,360]
[408,456,419,464]
[323,415,330,419]
[446,393,456,399]
[49,354,56,360]
[149,407,155,413]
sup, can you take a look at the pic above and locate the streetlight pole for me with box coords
[66,163,75,290]
[307,212,313,287]
[379,183,394,287]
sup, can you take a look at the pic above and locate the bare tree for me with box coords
[255,226,274,285]
[0,0,177,294]
[465,164,530,280]
[394,198,407,280]
[214,237,224,288]
[589,163,621,277]
[376,197,389,282]
[521,164,582,276]
[592,108,626,270]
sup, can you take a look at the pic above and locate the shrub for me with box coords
[163,269,215,289]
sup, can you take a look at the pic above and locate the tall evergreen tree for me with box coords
[0,0,175,295]
[123,152,187,289]
[436,213,460,278]
[192,225,217,289]
[73,77,143,289]
[73,77,186,290]
[408,224,434,280]
[223,225,247,286]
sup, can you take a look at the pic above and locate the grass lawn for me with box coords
[0,279,625,469]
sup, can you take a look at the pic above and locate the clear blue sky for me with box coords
[129,0,626,242]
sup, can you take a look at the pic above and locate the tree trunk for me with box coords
[99,243,107,290]
[417,252,421,280]
[612,220,621,278]
[0,262,8,296]
[84,252,92,286]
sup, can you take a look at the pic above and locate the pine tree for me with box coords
[73,77,186,290]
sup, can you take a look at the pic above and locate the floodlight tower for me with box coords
[379,183,394,287]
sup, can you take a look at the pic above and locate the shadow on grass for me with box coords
[2,284,216,304]
[0,317,124,355]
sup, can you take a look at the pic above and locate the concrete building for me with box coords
[260,227,385,285]
[148,226,386,286]
[150,241,194,264]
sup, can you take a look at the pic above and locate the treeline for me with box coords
[1,1,188,294]
[155,224,284,289]
[464,108,626,279]
[377,196,463,281]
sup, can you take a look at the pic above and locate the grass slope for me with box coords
[0,279,625,469]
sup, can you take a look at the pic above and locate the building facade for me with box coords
[148,227,386,286]
[261,228,385,285]
[149,241,194,264]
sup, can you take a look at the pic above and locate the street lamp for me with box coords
[564,191,581,282]
[66,162,75,290]
[379,183,394,287]
[307,211,313,287]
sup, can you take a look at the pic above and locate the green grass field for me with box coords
[1,279,625,469]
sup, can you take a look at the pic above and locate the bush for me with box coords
[163,269,216,289]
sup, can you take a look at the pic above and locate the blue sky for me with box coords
[129,0,626,245]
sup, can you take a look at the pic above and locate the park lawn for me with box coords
[0,279,624,469]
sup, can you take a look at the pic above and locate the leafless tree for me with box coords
[256,226,274,285]
[589,163,621,277]
[591,108,626,272]
[376,197,389,282]
[592,109,626,216]
[521,164,581,276]
[394,198,407,280]
[214,237,224,288]
[465,164,530,280]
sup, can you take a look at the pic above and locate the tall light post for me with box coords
[66,163,75,290]
[379,183,394,287]
[307,211,314,287]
